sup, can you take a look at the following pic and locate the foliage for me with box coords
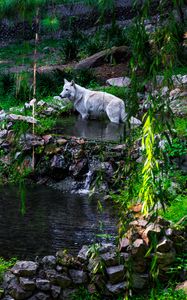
[0,257,17,283]
[161,194,187,224]
[35,117,57,135]
[71,286,100,300]
[174,118,187,137]
[164,138,187,158]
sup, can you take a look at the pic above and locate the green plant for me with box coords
[161,194,187,224]
[0,257,17,283]
[164,138,187,158]
[71,286,100,300]
[35,117,57,135]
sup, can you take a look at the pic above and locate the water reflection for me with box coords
[55,116,125,141]
[0,185,117,259]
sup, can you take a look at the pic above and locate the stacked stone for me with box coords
[1,216,186,299]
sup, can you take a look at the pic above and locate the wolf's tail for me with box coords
[120,102,127,122]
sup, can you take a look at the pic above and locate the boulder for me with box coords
[69,269,88,284]
[9,282,33,299]
[55,274,72,288]
[131,239,147,258]
[28,292,50,300]
[11,261,38,277]
[51,285,61,299]
[106,281,127,294]
[41,256,56,269]
[156,237,173,253]
[19,277,35,291]
[36,279,50,291]
[119,238,130,252]
[156,250,176,267]
[6,114,37,124]
[101,252,119,267]
[106,265,125,284]
[132,273,149,289]
[77,245,89,263]
[106,77,131,87]
[75,46,130,70]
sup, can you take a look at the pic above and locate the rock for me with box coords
[75,46,130,70]
[56,138,68,146]
[51,155,67,170]
[19,277,35,291]
[41,256,56,269]
[156,237,173,252]
[161,86,169,96]
[29,292,50,300]
[3,271,16,289]
[175,280,187,294]
[131,239,147,257]
[132,273,149,289]
[36,279,50,291]
[62,288,78,300]
[42,135,53,144]
[69,269,88,284]
[44,269,57,284]
[9,282,32,299]
[11,261,38,277]
[129,117,142,125]
[55,274,72,288]
[99,243,116,254]
[42,107,56,116]
[7,114,37,124]
[106,265,125,284]
[0,129,7,139]
[156,217,171,227]
[119,238,130,252]
[170,88,181,98]
[156,250,176,267]
[20,134,44,148]
[143,223,162,242]
[37,100,46,107]
[101,252,119,267]
[106,281,127,294]
[51,285,61,299]
[69,158,88,178]
[106,77,131,87]
[77,245,89,262]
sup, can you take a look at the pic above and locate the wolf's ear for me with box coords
[71,80,75,87]
[64,78,68,84]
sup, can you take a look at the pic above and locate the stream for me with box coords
[0,185,117,259]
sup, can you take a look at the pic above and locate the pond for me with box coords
[0,185,117,259]
[54,115,125,141]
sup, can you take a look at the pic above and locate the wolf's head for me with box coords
[60,79,76,101]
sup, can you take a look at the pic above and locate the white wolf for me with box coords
[59,79,141,125]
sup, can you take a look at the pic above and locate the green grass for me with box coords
[162,194,187,224]
[175,118,187,137]
[98,86,129,101]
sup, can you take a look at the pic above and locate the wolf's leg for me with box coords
[81,113,89,120]
[106,103,120,124]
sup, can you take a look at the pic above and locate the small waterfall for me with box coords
[78,170,93,194]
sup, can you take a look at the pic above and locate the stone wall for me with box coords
[0,0,169,44]
[1,216,186,299]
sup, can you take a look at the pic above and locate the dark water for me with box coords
[0,185,117,259]
[55,116,125,141]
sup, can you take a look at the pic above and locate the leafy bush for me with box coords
[0,257,17,283]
